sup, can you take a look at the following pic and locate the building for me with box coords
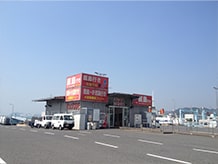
[33,96,66,115]
[34,73,152,129]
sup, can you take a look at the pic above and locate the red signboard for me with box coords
[66,102,81,110]
[66,74,82,89]
[65,88,81,102]
[81,73,108,89]
[81,87,108,102]
[113,97,125,106]
[65,73,109,103]
[133,94,152,106]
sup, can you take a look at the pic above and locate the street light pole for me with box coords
[213,87,218,115]
[9,103,14,116]
[9,103,14,125]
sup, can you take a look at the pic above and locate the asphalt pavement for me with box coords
[0,125,218,164]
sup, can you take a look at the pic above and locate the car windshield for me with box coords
[46,116,52,120]
[64,115,73,120]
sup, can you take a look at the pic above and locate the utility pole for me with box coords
[213,86,218,116]
[9,103,14,125]
[9,103,14,116]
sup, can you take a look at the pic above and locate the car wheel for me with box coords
[51,125,55,130]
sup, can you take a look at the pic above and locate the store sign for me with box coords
[81,87,108,102]
[65,88,81,101]
[113,97,125,106]
[133,94,152,106]
[66,74,82,89]
[65,73,109,103]
[81,73,108,89]
[66,102,81,110]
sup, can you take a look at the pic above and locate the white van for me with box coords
[51,113,74,130]
[34,115,52,128]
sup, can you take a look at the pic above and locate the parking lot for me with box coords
[0,125,218,164]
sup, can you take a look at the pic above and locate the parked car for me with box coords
[34,115,52,128]
[0,116,10,125]
[51,113,74,130]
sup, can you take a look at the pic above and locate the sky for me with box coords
[0,1,217,115]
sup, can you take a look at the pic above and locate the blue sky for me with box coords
[0,1,217,115]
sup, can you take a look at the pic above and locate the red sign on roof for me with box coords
[65,73,109,103]
[132,94,152,107]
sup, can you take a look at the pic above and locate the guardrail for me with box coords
[158,125,217,138]
[120,125,218,138]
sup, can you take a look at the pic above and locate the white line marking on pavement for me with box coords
[147,153,192,164]
[44,132,54,135]
[193,148,218,154]
[95,141,118,149]
[138,139,163,145]
[0,157,7,164]
[103,134,120,138]
[30,130,38,133]
[64,135,79,140]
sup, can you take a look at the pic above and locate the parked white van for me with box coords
[51,113,74,130]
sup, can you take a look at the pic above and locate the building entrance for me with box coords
[108,106,129,128]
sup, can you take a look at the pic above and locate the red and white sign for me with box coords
[65,73,109,103]
[133,94,152,106]
[66,74,82,89]
[81,87,108,102]
[66,102,81,110]
[65,88,81,102]
[81,73,108,89]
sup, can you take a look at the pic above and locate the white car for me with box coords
[51,113,74,130]
[33,115,52,128]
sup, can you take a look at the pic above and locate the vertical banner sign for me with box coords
[65,74,82,102]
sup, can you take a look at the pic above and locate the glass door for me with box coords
[122,107,129,127]
[109,107,115,128]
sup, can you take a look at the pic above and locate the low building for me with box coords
[34,73,153,129]
[34,93,152,129]
[33,96,67,115]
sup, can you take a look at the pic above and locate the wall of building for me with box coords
[81,101,107,114]
[45,100,68,115]
[130,106,149,127]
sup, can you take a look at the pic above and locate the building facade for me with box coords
[34,73,152,129]
[34,93,152,129]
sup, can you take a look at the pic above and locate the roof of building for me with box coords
[108,92,139,99]
[33,93,139,102]
[33,96,65,102]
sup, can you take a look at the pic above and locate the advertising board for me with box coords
[81,73,108,89]
[81,87,108,102]
[132,94,152,106]
[66,74,82,89]
[65,73,109,103]
[65,88,81,102]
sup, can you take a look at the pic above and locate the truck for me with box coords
[34,115,52,128]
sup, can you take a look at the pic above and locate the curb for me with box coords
[120,127,218,138]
